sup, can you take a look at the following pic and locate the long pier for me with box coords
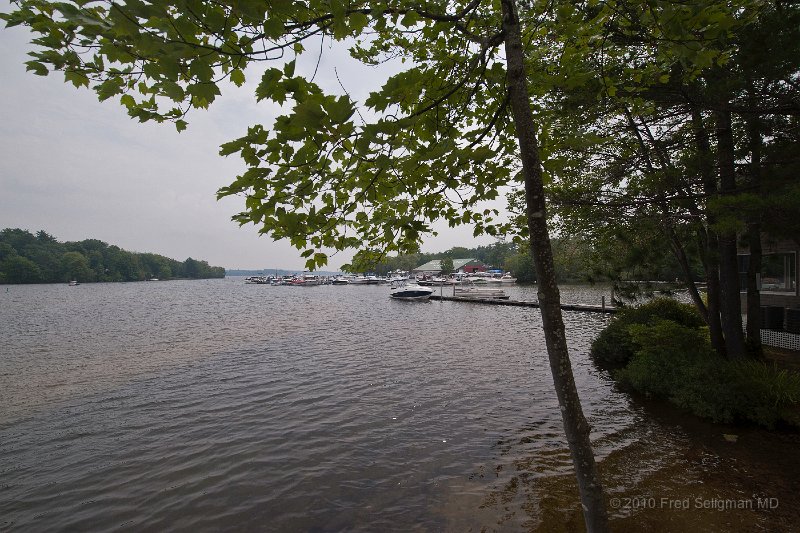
[429,295,617,314]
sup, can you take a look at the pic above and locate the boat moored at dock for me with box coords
[389,281,434,300]
[453,286,509,300]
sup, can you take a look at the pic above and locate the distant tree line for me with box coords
[0,228,225,283]
[341,238,693,284]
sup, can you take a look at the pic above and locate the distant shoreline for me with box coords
[2,276,225,285]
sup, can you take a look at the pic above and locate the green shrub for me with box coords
[613,321,800,429]
[730,360,800,429]
[614,320,737,423]
[591,298,704,369]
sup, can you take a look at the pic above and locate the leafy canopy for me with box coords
[2,0,527,269]
[3,0,771,270]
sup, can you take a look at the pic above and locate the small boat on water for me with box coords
[332,277,350,285]
[389,281,434,300]
[68,280,79,286]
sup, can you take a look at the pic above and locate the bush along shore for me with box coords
[592,298,800,430]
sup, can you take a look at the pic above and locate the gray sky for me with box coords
[0,15,500,270]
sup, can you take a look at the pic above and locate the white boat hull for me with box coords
[390,284,434,300]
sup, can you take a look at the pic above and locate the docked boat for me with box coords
[68,280,79,286]
[331,277,350,285]
[350,275,384,285]
[417,276,448,286]
[289,274,320,286]
[487,273,517,284]
[453,286,509,299]
[245,275,270,284]
[302,274,320,286]
[389,281,434,300]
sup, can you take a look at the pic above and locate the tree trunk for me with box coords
[501,1,609,531]
[621,108,708,320]
[691,108,727,357]
[745,114,762,351]
[715,108,747,359]
[746,222,762,348]
[667,229,708,319]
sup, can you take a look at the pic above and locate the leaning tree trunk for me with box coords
[501,1,609,531]
[691,107,727,357]
[715,107,747,359]
[667,228,708,318]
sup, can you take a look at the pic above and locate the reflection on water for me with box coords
[0,279,797,531]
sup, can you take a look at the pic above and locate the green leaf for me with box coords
[25,61,48,76]
[175,119,188,132]
[323,95,354,124]
[263,17,284,38]
[96,77,125,101]
[160,81,185,102]
[400,11,419,27]
[120,94,136,108]
[294,99,326,130]
[255,68,283,102]
[65,70,89,88]
[230,68,246,87]
[187,82,222,107]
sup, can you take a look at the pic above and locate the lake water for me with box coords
[1,278,798,531]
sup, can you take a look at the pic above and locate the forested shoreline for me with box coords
[0,228,225,284]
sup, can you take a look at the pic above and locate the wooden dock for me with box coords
[429,295,617,314]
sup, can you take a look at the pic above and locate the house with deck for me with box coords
[738,237,800,347]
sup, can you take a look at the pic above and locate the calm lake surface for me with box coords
[1,278,798,531]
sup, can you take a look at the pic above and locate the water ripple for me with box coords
[1,279,798,531]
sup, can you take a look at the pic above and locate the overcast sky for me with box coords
[0,14,500,271]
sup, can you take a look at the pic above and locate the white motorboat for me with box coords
[487,273,517,283]
[290,274,320,286]
[389,281,434,300]
[417,276,448,286]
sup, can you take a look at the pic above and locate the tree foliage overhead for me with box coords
[7,0,787,273]
[2,0,529,270]
[0,228,225,283]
